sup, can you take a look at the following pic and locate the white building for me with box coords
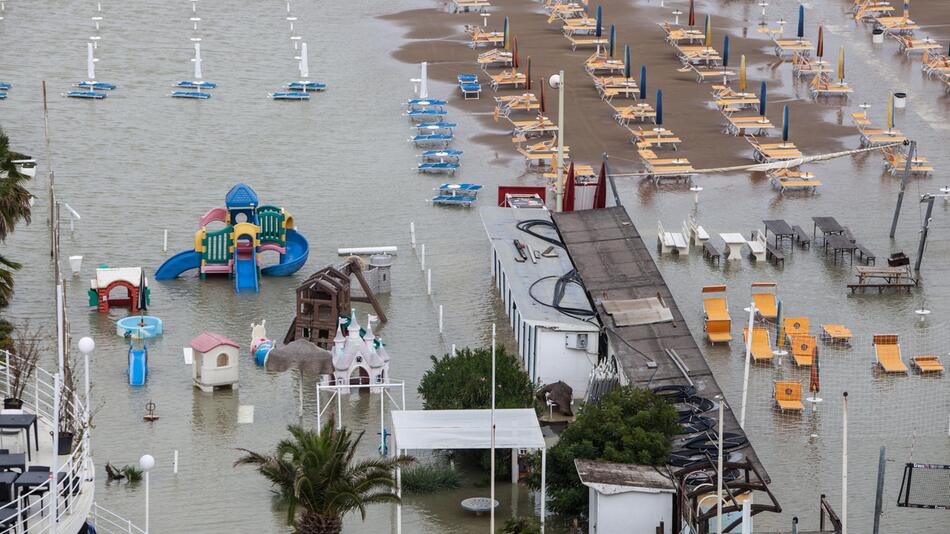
[575,459,676,534]
[481,207,600,398]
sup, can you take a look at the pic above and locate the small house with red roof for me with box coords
[190,332,240,392]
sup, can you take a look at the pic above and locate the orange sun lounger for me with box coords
[911,356,944,374]
[775,381,804,411]
[751,283,778,320]
[743,327,774,362]
[821,324,852,345]
[703,285,732,344]
[784,317,809,342]
[790,334,816,366]
[874,334,908,373]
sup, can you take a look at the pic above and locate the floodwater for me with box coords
[1,0,949,532]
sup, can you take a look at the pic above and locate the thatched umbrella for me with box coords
[265,339,334,374]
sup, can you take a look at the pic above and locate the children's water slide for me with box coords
[128,346,147,386]
[234,246,259,293]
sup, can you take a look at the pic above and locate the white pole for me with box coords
[173,450,179,474]
[438,305,444,333]
[379,387,385,455]
[555,70,565,212]
[451,344,456,356]
[56,284,65,374]
[144,470,150,533]
[540,448,546,533]
[420,244,426,272]
[298,373,304,417]
[49,373,60,531]
[716,395,724,534]
[396,447,402,534]
[741,499,752,534]
[740,302,756,428]
[490,323,497,532]
[163,229,168,252]
[426,269,432,295]
[420,62,429,100]
[410,222,416,249]
[86,42,95,82]
[299,42,309,79]
[336,390,342,430]
[316,384,322,431]
[842,392,849,534]
[194,43,203,81]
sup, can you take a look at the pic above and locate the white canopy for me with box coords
[391,408,545,450]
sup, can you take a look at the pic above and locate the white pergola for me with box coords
[390,408,547,532]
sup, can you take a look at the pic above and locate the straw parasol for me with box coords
[264,339,334,375]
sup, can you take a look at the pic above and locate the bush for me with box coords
[418,346,535,410]
[401,462,462,493]
[530,386,678,518]
[500,517,541,534]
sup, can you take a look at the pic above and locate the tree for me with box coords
[0,128,34,350]
[532,386,678,518]
[235,421,413,534]
[418,346,535,410]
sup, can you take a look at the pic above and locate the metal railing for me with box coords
[88,503,146,534]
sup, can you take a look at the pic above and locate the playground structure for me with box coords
[190,332,240,392]
[155,183,310,293]
[89,267,150,313]
[250,320,275,366]
[116,315,164,338]
[128,334,148,386]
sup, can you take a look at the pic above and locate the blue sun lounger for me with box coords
[420,149,463,163]
[457,74,481,100]
[0,82,10,90]
[407,98,447,111]
[177,80,217,89]
[419,162,460,174]
[288,81,326,92]
[416,121,457,131]
[65,91,108,99]
[411,134,453,147]
[405,109,448,122]
[439,183,482,197]
[432,194,476,207]
[171,90,212,99]
[271,91,310,100]
[0,93,6,100]
[75,81,116,90]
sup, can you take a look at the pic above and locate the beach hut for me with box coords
[575,459,675,534]
[190,332,240,392]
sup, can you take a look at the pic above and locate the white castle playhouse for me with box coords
[331,312,391,393]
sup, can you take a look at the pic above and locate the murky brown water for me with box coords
[2,0,950,532]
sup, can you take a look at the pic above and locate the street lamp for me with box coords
[78,337,94,480]
[549,71,565,212]
[139,454,155,533]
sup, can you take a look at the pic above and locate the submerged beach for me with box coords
[1,0,949,531]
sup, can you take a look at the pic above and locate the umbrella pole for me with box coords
[298,370,304,420]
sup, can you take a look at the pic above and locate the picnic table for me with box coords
[812,216,845,244]
[849,266,918,293]
[720,233,748,261]
[763,220,795,247]
[825,234,857,265]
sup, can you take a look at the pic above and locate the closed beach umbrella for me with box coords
[817,26,824,59]
[888,93,895,130]
[809,346,821,395]
[609,24,616,57]
[656,89,663,125]
[704,15,711,48]
[264,340,334,375]
[512,38,519,69]
[593,160,607,209]
[688,0,695,27]
[797,4,804,39]
[539,76,546,113]
[775,300,784,348]
[904,0,910,18]
[138,270,148,312]
[782,104,789,143]
[739,54,747,92]
[563,162,576,212]
[723,35,730,67]
[639,65,647,99]
[624,45,631,79]
[838,46,845,81]
[759,81,766,116]
[526,57,532,90]
[503,16,510,50]
[595,5,603,38]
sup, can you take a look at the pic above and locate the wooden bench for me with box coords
[703,241,722,264]
[791,225,811,249]
[766,242,785,267]
[855,244,876,265]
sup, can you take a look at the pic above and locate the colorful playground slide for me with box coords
[235,247,259,293]
[128,343,148,386]
[154,250,201,280]
[261,229,309,277]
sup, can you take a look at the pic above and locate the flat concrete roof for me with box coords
[480,207,597,331]
[575,459,675,492]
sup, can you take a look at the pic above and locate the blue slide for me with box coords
[128,347,147,386]
[262,229,309,277]
[235,247,260,293]
[155,250,202,280]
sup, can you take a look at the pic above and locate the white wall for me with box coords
[591,490,673,534]
[534,327,597,399]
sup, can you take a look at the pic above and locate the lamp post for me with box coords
[549,71,565,212]
[78,337,94,479]
[139,454,155,533]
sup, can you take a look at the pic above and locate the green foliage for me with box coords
[401,462,462,493]
[531,387,678,518]
[500,517,541,534]
[0,127,33,310]
[418,346,534,410]
[121,465,143,484]
[235,421,414,534]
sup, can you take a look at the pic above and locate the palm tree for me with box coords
[235,421,413,534]
[0,128,33,308]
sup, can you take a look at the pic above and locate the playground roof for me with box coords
[92,267,143,289]
[190,332,239,353]
[226,183,259,208]
[390,409,545,450]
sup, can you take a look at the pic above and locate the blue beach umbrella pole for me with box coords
[759,81,767,116]
[782,104,789,143]
[797,4,805,39]
[595,5,603,38]
[723,35,730,67]
[639,65,647,99]
[624,45,631,79]
[609,25,616,57]
[656,89,663,126]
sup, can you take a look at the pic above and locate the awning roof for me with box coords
[391,409,545,450]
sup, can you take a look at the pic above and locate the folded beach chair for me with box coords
[768,169,821,193]
[702,285,732,344]
[881,145,933,176]
[743,327,774,362]
[790,334,816,366]
[911,356,944,374]
[774,381,804,412]
[820,324,852,345]
[873,334,908,373]
[751,283,778,320]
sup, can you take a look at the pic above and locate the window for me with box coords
[216,353,229,367]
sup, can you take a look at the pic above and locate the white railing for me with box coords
[0,349,140,533]
[88,503,147,534]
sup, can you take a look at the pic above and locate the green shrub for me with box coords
[418,346,534,410]
[500,517,541,534]
[401,462,462,493]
